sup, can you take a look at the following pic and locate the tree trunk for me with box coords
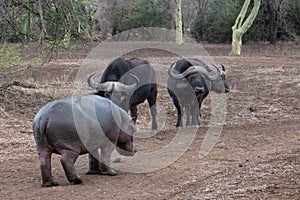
[229,0,261,55]
[38,0,46,46]
[270,12,278,45]
[93,0,113,40]
[175,0,183,44]
[197,0,209,14]
[231,29,243,56]
[267,0,283,45]
[25,1,31,43]
[169,0,176,30]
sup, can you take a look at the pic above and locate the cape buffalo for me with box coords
[87,57,158,130]
[33,95,137,187]
[167,58,229,127]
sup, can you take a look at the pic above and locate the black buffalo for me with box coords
[88,57,158,130]
[167,58,229,127]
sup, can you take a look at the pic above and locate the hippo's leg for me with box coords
[86,150,101,175]
[99,145,117,176]
[60,150,82,184]
[38,150,59,187]
[147,84,158,130]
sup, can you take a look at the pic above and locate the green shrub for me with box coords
[0,45,22,74]
[286,1,300,39]
[119,0,172,32]
[192,0,242,43]
[191,14,208,42]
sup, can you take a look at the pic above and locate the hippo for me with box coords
[33,95,137,187]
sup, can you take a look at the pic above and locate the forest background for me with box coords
[0,0,299,71]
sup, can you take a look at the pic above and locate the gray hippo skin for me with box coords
[33,95,137,187]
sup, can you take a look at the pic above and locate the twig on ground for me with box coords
[0,107,10,117]
[3,65,31,75]
[0,81,36,90]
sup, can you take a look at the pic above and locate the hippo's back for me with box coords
[33,95,124,152]
[34,95,120,126]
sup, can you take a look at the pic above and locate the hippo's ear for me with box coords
[126,116,135,124]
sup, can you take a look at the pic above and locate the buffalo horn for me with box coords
[96,82,115,92]
[113,74,139,93]
[188,64,220,81]
[87,72,98,89]
[221,64,225,72]
[168,62,185,79]
[96,74,139,93]
[168,62,220,81]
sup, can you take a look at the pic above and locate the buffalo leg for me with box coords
[186,106,191,126]
[130,105,137,123]
[60,150,82,184]
[197,93,208,121]
[38,150,59,187]
[168,90,183,127]
[147,84,158,130]
[191,104,200,126]
[174,99,183,128]
[99,146,116,176]
[86,150,100,175]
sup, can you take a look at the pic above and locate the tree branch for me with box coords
[240,0,261,33]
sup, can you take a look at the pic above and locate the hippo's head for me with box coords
[116,118,137,156]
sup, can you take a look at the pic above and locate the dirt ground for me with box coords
[0,42,299,199]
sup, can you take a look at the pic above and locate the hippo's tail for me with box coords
[33,117,49,150]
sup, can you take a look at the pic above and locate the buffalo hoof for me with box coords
[42,180,59,187]
[100,168,117,176]
[71,178,82,185]
[112,157,121,163]
[86,170,101,175]
[151,124,158,130]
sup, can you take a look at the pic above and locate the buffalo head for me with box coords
[87,72,140,105]
[168,62,229,94]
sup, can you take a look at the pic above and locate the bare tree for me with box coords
[38,0,46,46]
[93,0,113,40]
[230,0,261,55]
[196,0,210,14]
[93,0,134,40]
[177,0,208,36]
[267,0,285,44]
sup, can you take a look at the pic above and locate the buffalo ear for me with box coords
[221,64,225,72]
